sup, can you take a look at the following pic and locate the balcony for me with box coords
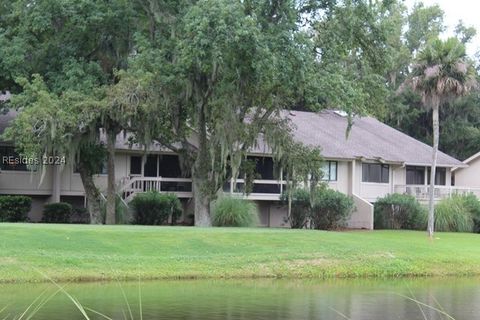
[394,185,480,201]
[120,176,286,202]
[120,177,193,202]
[224,178,286,201]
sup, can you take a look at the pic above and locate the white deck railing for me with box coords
[394,185,480,201]
[119,176,286,202]
[228,178,286,201]
[119,177,193,202]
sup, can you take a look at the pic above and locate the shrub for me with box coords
[130,192,182,225]
[435,194,477,232]
[42,202,73,223]
[310,189,354,230]
[212,196,259,227]
[280,188,310,228]
[71,206,90,224]
[374,194,427,230]
[0,195,32,222]
[464,194,480,233]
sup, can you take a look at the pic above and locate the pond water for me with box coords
[0,277,479,319]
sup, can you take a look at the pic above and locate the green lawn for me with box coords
[0,223,479,283]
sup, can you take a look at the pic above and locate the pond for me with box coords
[0,277,479,319]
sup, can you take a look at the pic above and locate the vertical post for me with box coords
[391,165,394,194]
[350,160,356,195]
[51,165,61,203]
[279,168,284,195]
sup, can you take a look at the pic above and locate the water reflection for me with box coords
[0,278,479,319]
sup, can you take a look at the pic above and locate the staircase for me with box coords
[118,176,193,202]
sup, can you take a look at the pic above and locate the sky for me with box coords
[404,0,480,57]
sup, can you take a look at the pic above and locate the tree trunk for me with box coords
[77,160,103,224]
[192,177,212,227]
[428,105,440,238]
[105,130,117,225]
[191,99,213,227]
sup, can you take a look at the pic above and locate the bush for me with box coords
[310,189,354,230]
[280,188,310,228]
[212,196,259,227]
[71,206,90,224]
[464,194,480,233]
[374,194,427,230]
[0,195,32,222]
[130,192,182,225]
[435,194,478,232]
[42,202,73,223]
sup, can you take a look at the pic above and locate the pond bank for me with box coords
[1,223,479,283]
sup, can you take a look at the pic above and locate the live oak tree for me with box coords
[312,0,399,118]
[401,38,477,237]
[130,0,321,226]
[3,76,107,223]
[0,0,138,224]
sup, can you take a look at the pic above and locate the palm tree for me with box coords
[402,38,477,237]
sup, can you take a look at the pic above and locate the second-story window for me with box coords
[362,163,389,183]
[130,156,142,175]
[427,167,446,186]
[321,161,337,181]
[406,166,425,185]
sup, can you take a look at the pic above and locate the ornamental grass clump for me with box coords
[434,194,478,232]
[212,196,259,227]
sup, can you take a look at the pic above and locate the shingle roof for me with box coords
[278,109,463,167]
[0,108,464,167]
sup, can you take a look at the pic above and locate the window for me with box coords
[406,166,425,185]
[158,155,182,178]
[427,167,446,186]
[253,156,275,180]
[0,146,29,171]
[134,154,185,178]
[144,155,158,177]
[130,156,142,175]
[321,161,338,181]
[362,163,389,183]
[239,156,276,180]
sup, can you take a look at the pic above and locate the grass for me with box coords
[1,223,480,283]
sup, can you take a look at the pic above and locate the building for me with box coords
[452,151,480,188]
[0,109,469,228]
